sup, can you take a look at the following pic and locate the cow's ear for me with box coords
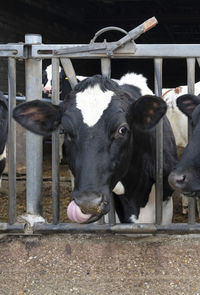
[176,94,200,119]
[130,95,167,130]
[13,100,62,136]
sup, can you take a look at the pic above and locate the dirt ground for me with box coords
[1,234,200,295]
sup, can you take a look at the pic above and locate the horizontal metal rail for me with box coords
[0,223,25,233]
[33,222,200,235]
[4,95,51,103]
[1,43,200,59]
[1,222,200,235]
[0,44,25,57]
[31,44,200,58]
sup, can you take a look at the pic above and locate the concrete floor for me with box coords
[0,233,200,295]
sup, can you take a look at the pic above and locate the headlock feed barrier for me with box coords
[1,16,200,234]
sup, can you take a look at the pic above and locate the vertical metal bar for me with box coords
[186,57,196,224]
[101,58,111,78]
[52,57,60,224]
[60,58,78,88]
[154,58,163,225]
[25,34,43,216]
[8,57,16,224]
[108,194,116,225]
[100,57,115,224]
[196,57,200,69]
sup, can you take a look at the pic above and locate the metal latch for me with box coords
[53,17,158,56]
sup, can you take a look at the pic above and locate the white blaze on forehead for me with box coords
[76,84,114,127]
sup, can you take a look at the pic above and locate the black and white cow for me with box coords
[13,73,177,224]
[0,92,8,185]
[42,64,85,100]
[168,94,200,196]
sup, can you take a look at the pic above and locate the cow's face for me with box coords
[168,94,200,195]
[13,75,167,223]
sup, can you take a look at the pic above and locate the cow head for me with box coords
[13,75,166,223]
[168,94,200,195]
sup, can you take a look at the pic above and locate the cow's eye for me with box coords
[118,125,129,136]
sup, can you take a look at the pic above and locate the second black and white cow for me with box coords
[13,73,177,224]
[0,92,8,185]
[168,94,200,196]
[42,64,84,100]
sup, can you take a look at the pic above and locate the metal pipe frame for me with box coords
[2,40,200,234]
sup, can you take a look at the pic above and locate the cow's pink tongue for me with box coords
[67,200,92,223]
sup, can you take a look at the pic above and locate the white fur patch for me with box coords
[45,65,61,87]
[129,185,173,225]
[76,84,113,127]
[76,75,88,81]
[0,147,6,161]
[118,73,153,96]
[104,212,120,224]
[112,181,125,195]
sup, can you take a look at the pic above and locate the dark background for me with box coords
[1,0,200,93]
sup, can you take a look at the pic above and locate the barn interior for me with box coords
[0,0,200,93]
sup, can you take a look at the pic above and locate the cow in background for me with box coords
[168,93,200,202]
[0,92,8,186]
[42,64,86,100]
[162,82,200,216]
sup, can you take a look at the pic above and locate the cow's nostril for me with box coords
[168,171,187,190]
[176,174,186,184]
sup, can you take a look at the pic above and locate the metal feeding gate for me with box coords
[1,16,200,234]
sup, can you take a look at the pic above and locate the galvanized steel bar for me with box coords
[0,223,25,233]
[186,58,196,224]
[52,57,60,224]
[8,57,16,224]
[32,44,200,59]
[100,57,116,224]
[101,58,111,78]
[0,44,24,58]
[108,194,116,225]
[154,58,163,225]
[25,34,43,216]
[33,222,200,235]
[60,58,78,88]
